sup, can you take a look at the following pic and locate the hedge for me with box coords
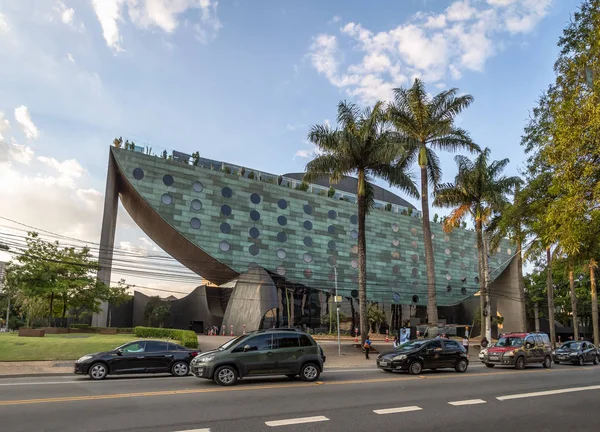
[133,326,198,349]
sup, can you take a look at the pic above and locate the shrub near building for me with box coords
[133,326,199,349]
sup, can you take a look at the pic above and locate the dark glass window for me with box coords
[328,240,337,251]
[192,181,204,192]
[249,244,260,256]
[443,340,463,352]
[461,287,467,295]
[191,199,202,211]
[412,295,419,303]
[429,340,442,350]
[133,168,144,180]
[277,232,287,242]
[278,199,287,209]
[274,334,300,349]
[161,193,173,205]
[249,227,260,239]
[219,241,231,252]
[350,215,358,224]
[220,222,231,234]
[304,269,313,279]
[163,174,174,186]
[299,334,314,347]
[278,215,287,226]
[328,225,336,234]
[328,256,336,266]
[250,193,261,204]
[239,334,272,352]
[250,210,260,221]
[122,342,146,353]
[328,210,337,219]
[303,204,313,215]
[190,218,201,229]
[303,237,312,247]
[222,187,233,198]
[167,343,180,351]
[145,341,168,352]
[351,230,358,239]
[221,205,232,216]
[303,220,313,230]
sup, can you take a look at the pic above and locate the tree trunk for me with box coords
[517,240,527,332]
[482,232,492,342]
[475,220,487,339]
[420,164,437,330]
[534,303,540,332]
[350,298,356,332]
[546,247,556,349]
[61,297,67,328]
[49,292,54,327]
[590,262,599,347]
[357,173,369,345]
[569,268,579,340]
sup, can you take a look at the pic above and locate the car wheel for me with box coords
[485,363,495,368]
[88,362,108,380]
[515,356,526,370]
[214,366,238,386]
[594,356,599,365]
[408,360,423,375]
[455,359,468,373]
[171,361,189,377]
[578,356,585,366]
[542,356,552,369]
[299,363,320,382]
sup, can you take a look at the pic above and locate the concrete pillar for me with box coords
[92,150,119,327]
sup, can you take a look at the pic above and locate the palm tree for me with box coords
[433,148,520,342]
[305,101,418,344]
[388,78,479,329]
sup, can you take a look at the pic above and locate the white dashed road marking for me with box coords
[373,406,423,414]
[448,399,487,406]
[497,385,600,401]
[265,416,329,427]
[174,429,210,432]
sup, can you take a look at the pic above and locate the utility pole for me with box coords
[334,266,340,356]
[0,243,9,332]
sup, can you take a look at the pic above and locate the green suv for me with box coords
[190,329,325,386]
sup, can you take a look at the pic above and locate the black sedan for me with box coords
[74,340,199,380]
[377,338,469,375]
[553,341,598,366]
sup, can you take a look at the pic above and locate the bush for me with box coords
[70,324,90,329]
[134,326,198,349]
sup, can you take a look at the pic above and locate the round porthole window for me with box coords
[392,223,399,232]
[350,215,358,224]
[133,168,144,180]
[250,210,260,221]
[219,241,230,252]
[278,215,287,226]
[277,266,286,276]
[304,269,313,279]
[192,181,204,193]
[220,222,231,234]
[351,245,358,254]
[303,253,313,263]
[411,254,418,263]
[163,174,174,187]
[221,187,233,198]
[328,240,337,251]
[410,227,417,236]
[277,232,287,242]
[278,199,288,210]
[392,265,400,275]
[351,259,358,269]
[249,227,260,239]
[447,285,452,293]
[392,238,400,246]
[191,199,202,211]
[190,218,201,229]
[328,210,337,219]
[392,251,400,259]
[328,256,337,266]
[412,295,419,304]
[161,193,173,205]
[445,248,451,255]
[411,241,417,249]
[277,248,287,259]
[446,273,452,281]
[461,287,467,295]
[303,204,313,215]
[303,220,313,230]
[412,268,418,277]
[250,193,261,204]
[221,205,232,216]
[351,230,358,239]
[249,244,260,256]
[328,225,336,234]
[303,237,312,247]
[474,276,480,284]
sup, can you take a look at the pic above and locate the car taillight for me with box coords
[190,352,198,358]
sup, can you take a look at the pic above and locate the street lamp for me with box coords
[0,243,10,332]
[334,266,340,356]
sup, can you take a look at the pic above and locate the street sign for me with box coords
[334,296,342,303]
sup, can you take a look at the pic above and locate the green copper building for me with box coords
[93,146,524,335]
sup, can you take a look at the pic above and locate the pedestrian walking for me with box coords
[364,335,372,359]
[393,335,400,349]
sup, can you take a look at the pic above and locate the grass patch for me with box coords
[0,333,141,361]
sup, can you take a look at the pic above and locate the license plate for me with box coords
[560,356,569,360]
[489,356,499,361]
[379,361,388,367]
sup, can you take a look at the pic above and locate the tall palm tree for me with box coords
[305,101,419,344]
[388,79,478,329]
[433,148,520,342]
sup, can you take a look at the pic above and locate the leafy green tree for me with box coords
[144,296,171,328]
[434,148,520,340]
[305,101,418,344]
[368,303,386,335]
[388,79,478,328]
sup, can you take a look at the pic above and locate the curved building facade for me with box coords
[93,146,524,335]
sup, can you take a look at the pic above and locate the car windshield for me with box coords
[219,335,249,350]
[496,337,523,347]
[560,342,582,350]
[396,340,428,350]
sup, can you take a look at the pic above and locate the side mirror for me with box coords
[243,345,251,352]
[116,349,123,356]
[525,343,533,349]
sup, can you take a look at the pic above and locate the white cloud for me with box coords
[330,15,341,24]
[0,13,9,32]
[37,156,84,186]
[14,106,39,140]
[92,0,126,52]
[0,112,10,140]
[294,144,324,159]
[308,0,552,103]
[0,139,33,165]
[66,53,75,63]
[52,1,83,30]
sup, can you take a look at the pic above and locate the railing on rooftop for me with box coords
[113,141,422,218]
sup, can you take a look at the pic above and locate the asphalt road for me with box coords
[1,362,599,432]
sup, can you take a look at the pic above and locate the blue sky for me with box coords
[0,0,578,294]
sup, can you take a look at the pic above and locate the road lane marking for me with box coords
[0,381,84,387]
[448,399,486,406]
[374,406,422,414]
[0,367,592,406]
[265,416,329,426]
[175,429,210,432]
[497,385,600,401]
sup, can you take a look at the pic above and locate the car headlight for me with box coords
[196,355,214,363]
[503,350,516,357]
[392,355,407,361]
[552,350,555,355]
[570,352,578,356]
[76,355,93,363]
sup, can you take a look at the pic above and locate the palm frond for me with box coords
[429,127,478,153]
[443,204,470,233]
[370,164,419,199]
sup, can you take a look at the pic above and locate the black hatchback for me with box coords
[377,338,469,375]
[74,340,199,380]
[553,341,598,366]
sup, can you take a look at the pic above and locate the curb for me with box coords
[0,372,74,379]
